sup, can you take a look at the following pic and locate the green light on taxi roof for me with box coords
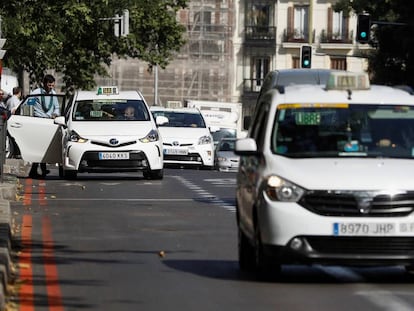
[97,86,119,95]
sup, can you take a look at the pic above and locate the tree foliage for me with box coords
[334,0,414,87]
[0,0,187,92]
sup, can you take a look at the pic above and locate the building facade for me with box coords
[96,0,371,117]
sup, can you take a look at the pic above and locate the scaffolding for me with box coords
[96,0,235,106]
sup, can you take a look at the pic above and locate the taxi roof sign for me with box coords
[326,72,370,91]
[97,86,119,95]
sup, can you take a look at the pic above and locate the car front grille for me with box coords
[164,153,201,162]
[306,236,414,255]
[92,140,137,148]
[299,191,414,217]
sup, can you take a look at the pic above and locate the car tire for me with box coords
[143,169,163,180]
[254,224,281,281]
[64,169,77,180]
[238,227,255,271]
[58,165,64,178]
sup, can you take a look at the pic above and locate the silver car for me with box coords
[214,138,239,172]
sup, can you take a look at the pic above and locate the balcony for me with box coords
[319,30,354,50]
[244,26,276,47]
[320,30,353,44]
[283,29,315,44]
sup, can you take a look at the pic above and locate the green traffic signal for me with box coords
[301,45,312,69]
[357,14,370,43]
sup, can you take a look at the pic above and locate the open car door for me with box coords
[7,94,67,164]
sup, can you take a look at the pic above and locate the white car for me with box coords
[236,71,414,278]
[150,107,214,169]
[8,86,164,179]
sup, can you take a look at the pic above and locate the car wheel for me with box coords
[64,169,77,180]
[254,224,281,280]
[238,226,255,271]
[143,169,163,180]
[58,165,64,178]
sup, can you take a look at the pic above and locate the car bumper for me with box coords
[257,194,414,265]
[63,141,163,172]
[163,145,214,166]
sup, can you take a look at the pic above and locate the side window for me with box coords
[250,102,270,151]
[17,94,65,118]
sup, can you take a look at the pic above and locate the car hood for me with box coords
[158,127,210,140]
[70,121,155,137]
[268,156,414,190]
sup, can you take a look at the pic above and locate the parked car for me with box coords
[214,138,239,172]
[8,86,164,179]
[151,106,214,169]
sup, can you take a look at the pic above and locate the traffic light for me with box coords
[300,45,312,69]
[357,14,371,43]
[114,9,130,37]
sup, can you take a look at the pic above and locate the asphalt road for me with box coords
[9,167,414,311]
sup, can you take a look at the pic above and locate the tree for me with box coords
[334,0,414,87]
[0,0,188,93]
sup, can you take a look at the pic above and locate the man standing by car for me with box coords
[6,86,22,114]
[28,74,60,178]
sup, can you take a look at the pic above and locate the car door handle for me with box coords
[9,123,22,128]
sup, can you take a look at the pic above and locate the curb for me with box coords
[0,159,26,311]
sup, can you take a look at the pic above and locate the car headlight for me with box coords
[198,135,212,145]
[69,130,88,143]
[140,129,159,143]
[265,175,305,202]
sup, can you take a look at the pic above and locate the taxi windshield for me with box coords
[72,99,150,121]
[272,104,414,159]
[151,111,206,128]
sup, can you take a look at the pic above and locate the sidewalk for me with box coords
[0,159,28,310]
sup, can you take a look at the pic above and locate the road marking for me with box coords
[19,215,34,311]
[18,179,64,311]
[42,216,64,311]
[356,290,413,311]
[172,176,236,212]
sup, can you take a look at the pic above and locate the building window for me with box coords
[326,8,349,42]
[332,11,343,39]
[247,3,271,28]
[294,6,309,39]
[254,57,270,88]
[292,57,300,69]
[331,57,347,70]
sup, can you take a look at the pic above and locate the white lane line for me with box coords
[172,176,236,212]
[355,290,414,311]
[316,265,414,310]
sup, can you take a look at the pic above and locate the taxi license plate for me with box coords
[164,149,188,155]
[333,222,395,236]
[98,152,130,160]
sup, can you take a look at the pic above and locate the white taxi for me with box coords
[8,86,164,179]
[150,107,214,169]
[236,72,414,277]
